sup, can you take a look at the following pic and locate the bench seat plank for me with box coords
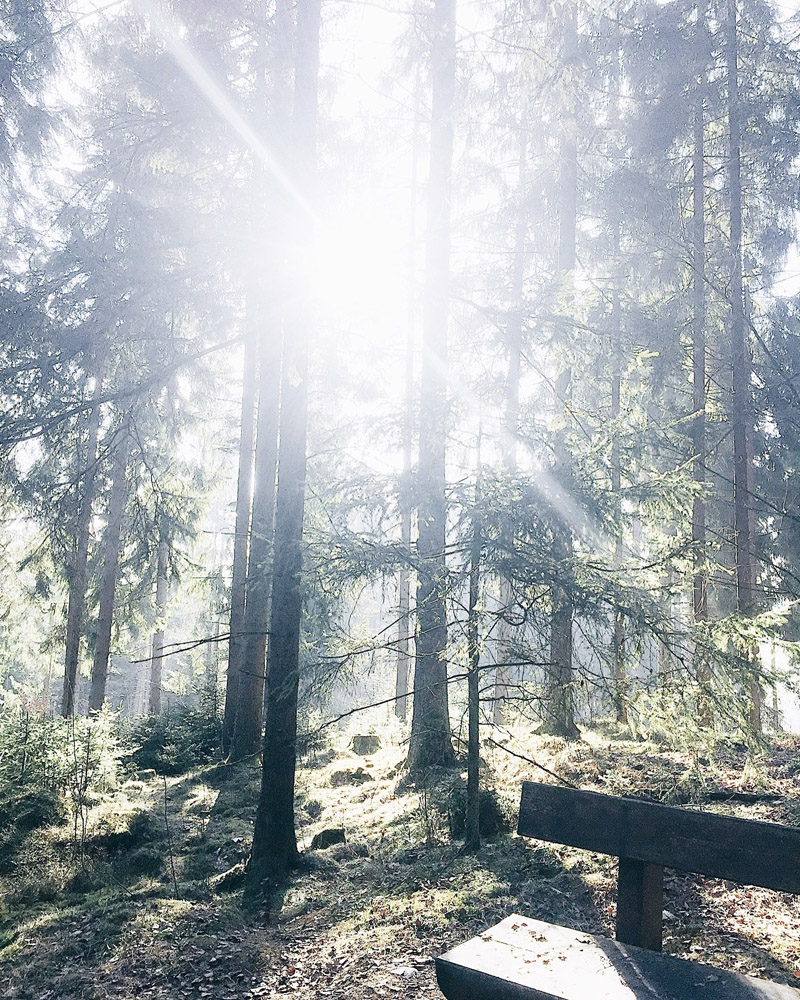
[435,915,799,1000]
[518,782,800,893]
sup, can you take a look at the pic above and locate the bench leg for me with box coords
[616,858,663,952]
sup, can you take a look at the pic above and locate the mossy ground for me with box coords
[2,723,800,998]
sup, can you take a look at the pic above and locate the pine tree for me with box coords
[89,416,131,712]
[248,0,320,887]
[692,6,710,722]
[408,0,457,771]
[61,369,103,716]
[148,518,169,715]
[544,1,580,741]
[726,0,760,730]
[223,325,258,750]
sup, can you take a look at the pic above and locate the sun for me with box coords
[308,195,411,346]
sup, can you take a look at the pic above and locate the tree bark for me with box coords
[228,0,291,762]
[88,419,130,713]
[493,109,526,729]
[465,442,482,851]
[609,46,627,725]
[408,0,457,772]
[222,326,258,751]
[396,350,413,722]
[61,378,102,717]
[230,312,281,761]
[148,521,169,715]
[248,0,319,888]
[692,48,710,724]
[396,70,423,723]
[726,0,760,731]
[545,2,580,741]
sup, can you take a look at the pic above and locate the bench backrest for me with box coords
[518,781,800,894]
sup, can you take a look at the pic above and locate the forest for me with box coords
[3,0,800,996]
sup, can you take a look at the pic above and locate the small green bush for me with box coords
[91,807,160,853]
[446,785,512,840]
[0,787,65,873]
[4,837,73,903]
[126,709,220,775]
[0,787,63,833]
[120,845,163,877]
[0,711,125,796]
[304,798,323,819]
[65,866,104,895]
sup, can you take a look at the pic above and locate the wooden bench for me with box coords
[436,780,800,1000]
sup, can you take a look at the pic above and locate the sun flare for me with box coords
[309,200,410,343]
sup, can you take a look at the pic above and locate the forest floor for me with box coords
[3,722,800,999]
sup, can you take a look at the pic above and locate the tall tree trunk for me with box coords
[396,411,413,721]
[465,437,482,851]
[408,0,457,772]
[88,420,130,713]
[609,47,627,725]
[222,326,258,751]
[230,310,281,761]
[204,608,220,708]
[493,112,526,729]
[611,331,626,722]
[248,0,319,888]
[228,0,291,762]
[396,70,423,723]
[692,55,710,724]
[545,2,579,741]
[726,0,760,731]
[148,521,169,715]
[61,379,102,717]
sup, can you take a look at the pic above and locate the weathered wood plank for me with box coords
[518,781,800,893]
[616,859,663,951]
[435,915,800,1000]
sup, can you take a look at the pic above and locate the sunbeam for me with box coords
[134,0,314,220]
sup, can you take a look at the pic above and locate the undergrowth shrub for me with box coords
[91,807,160,852]
[126,708,220,775]
[446,784,513,840]
[92,806,164,879]
[0,787,63,834]
[0,787,64,873]
[0,710,126,796]
[0,710,127,876]
[118,844,163,878]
